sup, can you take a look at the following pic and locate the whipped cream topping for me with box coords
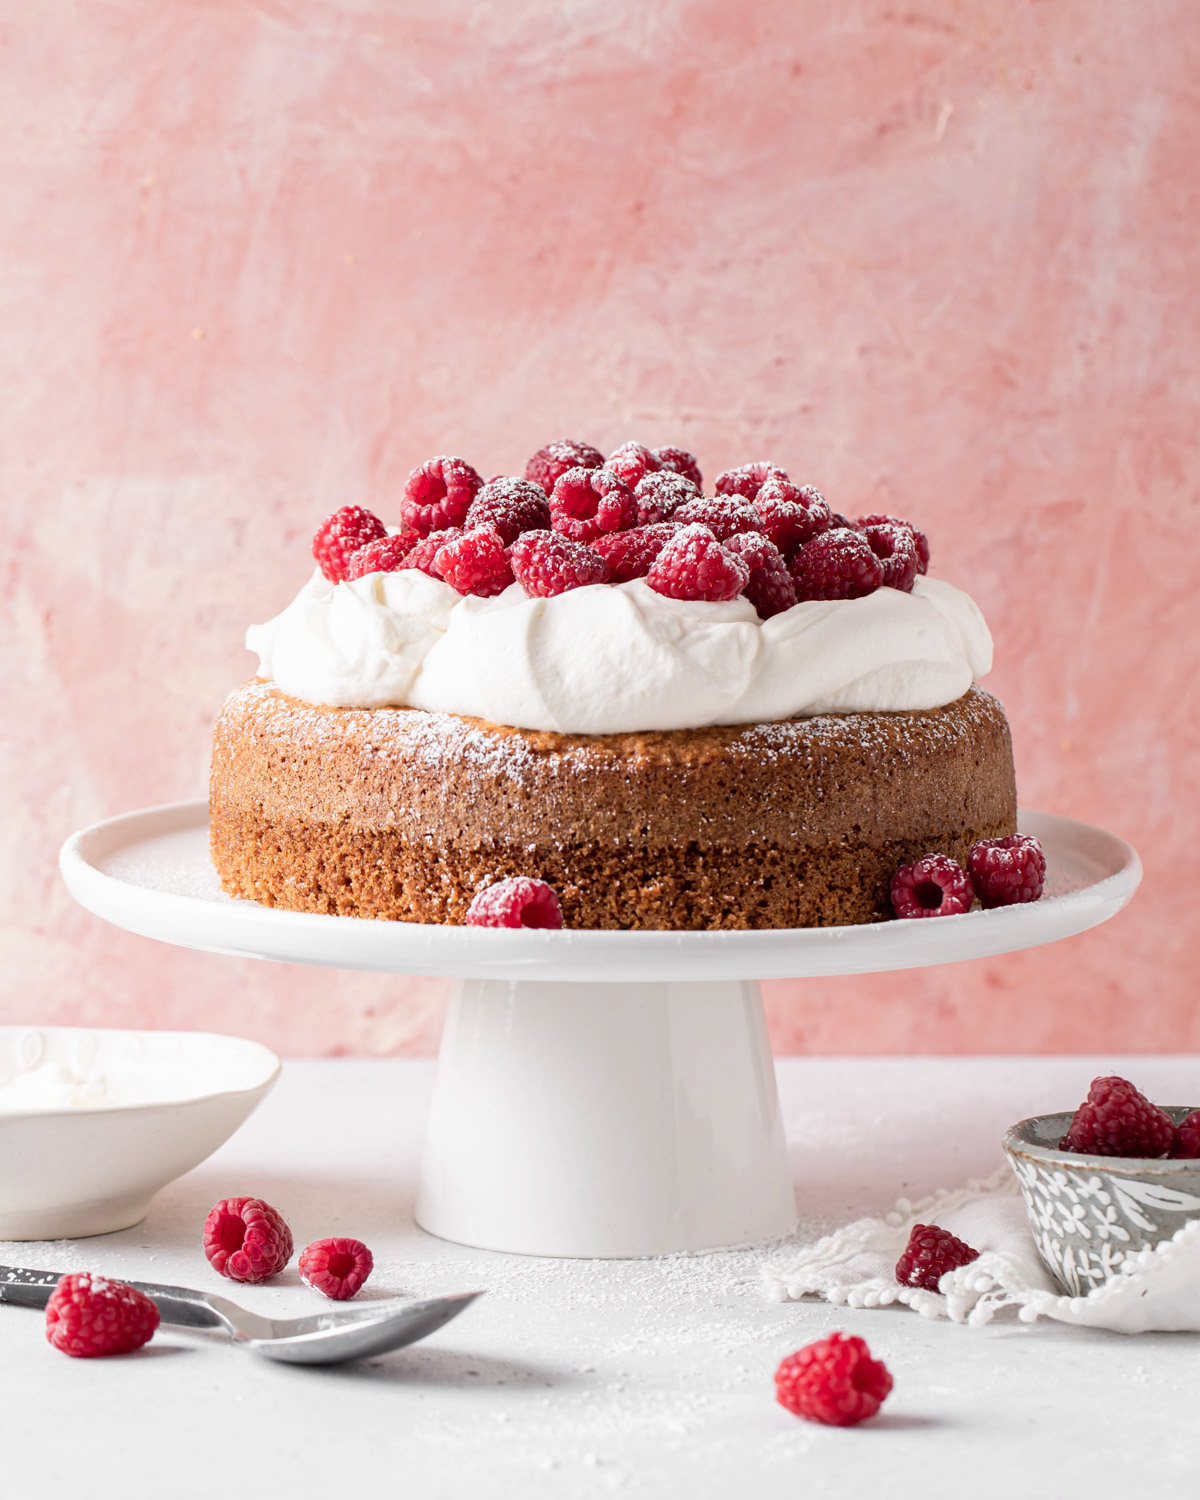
[0,1064,112,1112]
[247,568,993,734]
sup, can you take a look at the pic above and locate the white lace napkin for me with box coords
[762,1168,1200,1332]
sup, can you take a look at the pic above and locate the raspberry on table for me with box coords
[45,1273,160,1359]
[1060,1076,1177,1158]
[1170,1110,1200,1159]
[790,527,885,601]
[549,467,637,543]
[509,529,611,596]
[774,1333,893,1427]
[403,528,461,578]
[593,523,681,583]
[203,1196,294,1282]
[967,834,1046,908]
[299,1237,375,1300]
[466,876,564,929]
[672,495,764,542]
[857,513,930,574]
[434,525,514,597]
[401,455,484,536]
[525,439,605,497]
[606,441,661,490]
[345,531,422,581]
[633,470,699,526]
[895,1223,980,1290]
[646,524,751,603]
[724,531,797,618]
[312,506,389,583]
[715,461,788,501]
[465,477,551,545]
[890,853,974,918]
[652,445,702,488]
[754,480,831,555]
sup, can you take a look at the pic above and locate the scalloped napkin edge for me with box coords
[760,1168,1200,1333]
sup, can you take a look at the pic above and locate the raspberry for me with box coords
[435,525,514,597]
[861,521,919,592]
[550,467,637,543]
[465,477,551,545]
[632,470,699,526]
[298,1237,375,1301]
[203,1196,294,1282]
[345,531,422,581]
[672,495,764,543]
[592,523,680,583]
[967,834,1046,909]
[790,527,885,601]
[895,1223,980,1290]
[646,524,751,603]
[465,876,564,928]
[1170,1111,1200,1159]
[775,1333,892,1427]
[715,461,788,502]
[403,528,461,578]
[1060,1076,1176,1158]
[754,480,831,555]
[724,531,796,618]
[652,445,702,488]
[890,853,974,918]
[509,530,610,597]
[45,1273,160,1359]
[525,439,605,497]
[401,455,483,536]
[826,511,855,530]
[606,441,661,490]
[857,513,930,575]
[312,506,388,583]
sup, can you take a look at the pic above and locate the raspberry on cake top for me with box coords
[248,441,993,737]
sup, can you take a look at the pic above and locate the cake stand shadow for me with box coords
[60,806,1139,1259]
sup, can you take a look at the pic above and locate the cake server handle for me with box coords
[0,1265,62,1309]
[0,1265,228,1330]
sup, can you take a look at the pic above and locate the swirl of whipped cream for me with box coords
[248,565,993,734]
[247,569,992,733]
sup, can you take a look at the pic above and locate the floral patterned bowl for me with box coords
[1003,1110,1200,1296]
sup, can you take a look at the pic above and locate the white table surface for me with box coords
[2,1055,1197,1498]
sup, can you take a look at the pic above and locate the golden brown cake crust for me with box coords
[209,681,1017,930]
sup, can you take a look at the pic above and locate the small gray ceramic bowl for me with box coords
[1003,1110,1200,1296]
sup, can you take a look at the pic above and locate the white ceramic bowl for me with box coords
[0,1027,280,1240]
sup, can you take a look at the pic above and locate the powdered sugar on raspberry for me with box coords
[466,876,564,929]
[549,468,637,543]
[646,525,750,603]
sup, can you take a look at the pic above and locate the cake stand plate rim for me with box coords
[59,801,1141,980]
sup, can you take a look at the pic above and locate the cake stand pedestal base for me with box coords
[415,978,795,1258]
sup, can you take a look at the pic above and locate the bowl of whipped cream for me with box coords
[0,1027,279,1239]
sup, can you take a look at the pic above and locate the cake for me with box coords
[210,442,1018,930]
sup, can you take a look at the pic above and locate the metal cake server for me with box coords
[0,1265,482,1365]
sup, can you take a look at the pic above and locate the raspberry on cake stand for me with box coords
[61,805,1139,1258]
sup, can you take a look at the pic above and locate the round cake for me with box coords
[211,681,1015,930]
[210,442,1021,929]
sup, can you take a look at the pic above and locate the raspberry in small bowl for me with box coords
[1003,1074,1200,1296]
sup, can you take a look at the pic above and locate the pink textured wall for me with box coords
[2,1,1197,1056]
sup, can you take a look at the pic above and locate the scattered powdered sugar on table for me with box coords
[334,1231,826,1476]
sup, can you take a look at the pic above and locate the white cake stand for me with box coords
[60,804,1139,1259]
